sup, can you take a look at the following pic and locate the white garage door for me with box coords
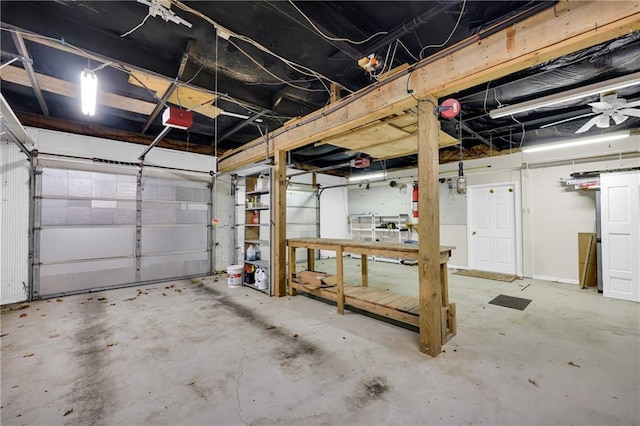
[35,167,211,298]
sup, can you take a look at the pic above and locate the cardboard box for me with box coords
[578,232,597,288]
[293,270,336,289]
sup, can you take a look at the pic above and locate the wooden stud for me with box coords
[336,247,344,314]
[361,255,368,287]
[417,96,442,356]
[330,83,341,104]
[274,150,287,297]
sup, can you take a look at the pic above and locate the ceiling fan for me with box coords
[542,92,640,133]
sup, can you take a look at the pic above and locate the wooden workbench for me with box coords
[286,238,456,348]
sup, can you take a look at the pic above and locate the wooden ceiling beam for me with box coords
[218,1,640,172]
[15,112,217,156]
[2,65,156,115]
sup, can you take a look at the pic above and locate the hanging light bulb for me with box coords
[80,69,97,116]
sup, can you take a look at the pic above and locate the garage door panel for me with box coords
[141,225,207,254]
[141,252,209,281]
[40,226,136,263]
[39,258,136,296]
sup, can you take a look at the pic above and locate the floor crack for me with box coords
[236,350,248,425]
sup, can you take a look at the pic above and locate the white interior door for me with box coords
[601,171,640,302]
[468,183,517,275]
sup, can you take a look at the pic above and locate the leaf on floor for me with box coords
[56,299,63,302]
[16,304,30,310]
[123,298,137,302]
[41,313,47,317]
[63,408,73,417]
[498,332,505,335]
[175,289,182,293]
[19,313,27,318]
[107,342,118,347]
[23,353,35,357]
[86,297,93,301]
[567,361,580,368]
[191,279,199,283]
[49,334,59,338]
[293,334,298,339]
[528,378,538,387]
[0,333,8,338]
[97,297,107,301]
[265,325,276,330]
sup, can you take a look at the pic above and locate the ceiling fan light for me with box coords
[81,69,97,116]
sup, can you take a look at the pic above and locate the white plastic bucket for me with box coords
[227,265,243,287]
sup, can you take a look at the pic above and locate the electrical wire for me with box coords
[120,13,151,38]
[287,0,387,45]
[227,38,327,93]
[396,39,419,63]
[418,0,467,59]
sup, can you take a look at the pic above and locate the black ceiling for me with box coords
[1,1,639,173]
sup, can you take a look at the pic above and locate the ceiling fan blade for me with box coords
[595,114,611,128]
[619,108,640,117]
[611,112,629,125]
[588,101,613,110]
[575,115,604,133]
[622,100,640,108]
[540,112,596,129]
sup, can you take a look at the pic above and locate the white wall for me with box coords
[348,134,640,283]
[213,174,232,272]
[26,127,217,175]
[0,142,30,304]
[317,174,349,258]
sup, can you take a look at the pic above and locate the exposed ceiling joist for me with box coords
[1,65,157,115]
[218,1,640,172]
[10,32,49,116]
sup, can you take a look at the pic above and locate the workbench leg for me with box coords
[336,247,344,314]
[307,248,315,272]
[361,254,368,287]
[440,262,449,307]
[288,245,297,296]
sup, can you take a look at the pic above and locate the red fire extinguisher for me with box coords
[252,210,259,224]
[412,182,419,218]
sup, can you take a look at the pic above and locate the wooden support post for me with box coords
[417,97,442,356]
[274,150,287,297]
[288,245,297,296]
[336,247,345,314]
[361,255,368,287]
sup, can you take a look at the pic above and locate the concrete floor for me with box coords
[1,258,639,425]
